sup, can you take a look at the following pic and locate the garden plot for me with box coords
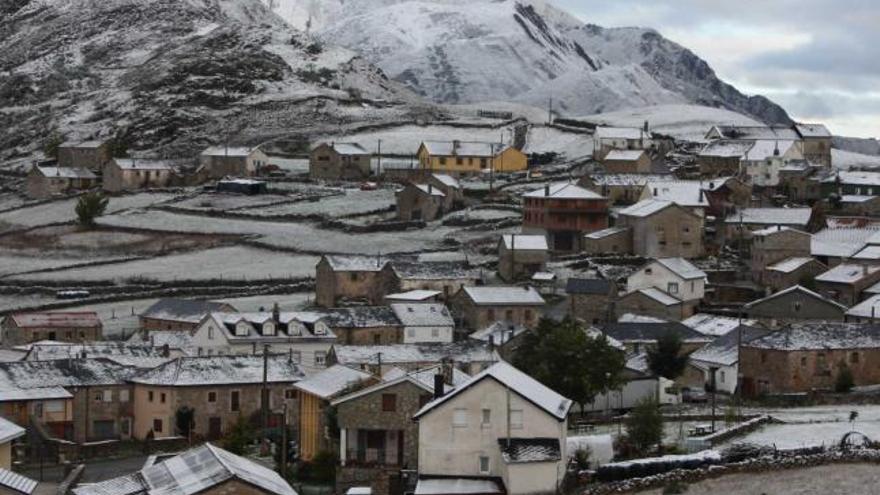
[12,246,319,283]
[97,209,464,254]
[169,193,299,213]
[238,188,396,218]
[0,192,181,232]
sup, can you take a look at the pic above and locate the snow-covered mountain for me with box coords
[0,0,419,161]
[268,0,791,124]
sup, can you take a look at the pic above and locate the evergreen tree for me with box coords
[75,191,109,227]
[647,331,689,380]
[625,397,664,454]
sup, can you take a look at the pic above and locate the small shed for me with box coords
[216,179,268,195]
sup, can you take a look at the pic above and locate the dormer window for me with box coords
[263,322,276,336]
[314,323,327,336]
[288,323,302,336]
[235,321,249,336]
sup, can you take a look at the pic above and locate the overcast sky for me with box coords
[558,0,879,139]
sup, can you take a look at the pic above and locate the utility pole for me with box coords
[377,139,382,177]
[489,143,495,193]
[548,97,553,124]
[262,345,270,433]
[280,402,288,479]
[710,366,718,432]
[509,234,516,282]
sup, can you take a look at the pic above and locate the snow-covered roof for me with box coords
[127,330,194,351]
[325,142,370,156]
[294,365,373,399]
[604,149,647,161]
[690,326,772,366]
[113,158,174,170]
[625,287,681,306]
[318,307,399,329]
[413,184,445,197]
[841,195,878,204]
[682,314,758,337]
[332,365,469,406]
[322,254,389,272]
[332,342,496,366]
[725,208,813,226]
[602,322,710,344]
[60,140,105,149]
[0,358,137,390]
[207,311,336,342]
[566,278,614,295]
[74,443,296,495]
[846,295,880,319]
[698,140,754,158]
[654,258,707,280]
[414,478,503,495]
[795,123,832,138]
[0,416,25,445]
[744,285,847,310]
[644,181,712,207]
[461,286,545,306]
[391,304,454,327]
[9,311,100,328]
[431,174,460,189]
[385,290,441,302]
[752,226,799,237]
[584,226,629,240]
[747,322,880,351]
[587,174,671,186]
[743,140,797,162]
[499,438,561,464]
[390,261,481,281]
[618,199,675,218]
[0,387,71,402]
[811,228,879,258]
[415,361,572,421]
[421,141,508,158]
[469,321,529,345]
[766,257,818,274]
[523,182,605,200]
[34,166,97,179]
[141,299,233,323]
[709,125,800,141]
[501,234,548,251]
[822,171,880,186]
[24,342,174,369]
[595,126,646,140]
[0,467,37,495]
[200,146,258,158]
[130,355,305,387]
[815,263,880,285]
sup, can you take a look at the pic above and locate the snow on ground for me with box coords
[11,246,319,283]
[0,250,136,278]
[832,148,880,170]
[0,294,59,313]
[523,125,593,160]
[169,194,298,212]
[641,463,880,495]
[322,124,517,156]
[0,193,181,232]
[445,207,520,222]
[217,292,315,312]
[580,105,762,142]
[267,157,309,173]
[237,188,395,218]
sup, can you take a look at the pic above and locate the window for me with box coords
[160,393,166,404]
[230,391,240,412]
[285,389,297,400]
[505,310,514,321]
[720,371,726,383]
[373,334,382,345]
[45,401,63,413]
[487,309,495,321]
[407,328,415,338]
[645,268,653,275]
[315,351,327,367]
[153,419,163,433]
[801,356,807,366]
[851,352,860,364]
[793,301,802,312]
[291,351,302,364]
[119,390,129,402]
[481,408,491,425]
[208,391,217,403]
[350,273,359,282]
[761,352,767,364]
[102,390,112,402]
[431,327,440,338]
[479,455,490,474]
[208,326,214,339]
[94,391,103,401]
[382,394,397,412]
[148,391,154,402]
[510,409,523,429]
[525,310,533,321]
[667,282,679,295]
[453,408,468,427]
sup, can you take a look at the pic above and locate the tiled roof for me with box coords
[461,286,545,306]
[498,438,561,463]
[747,322,880,351]
[141,298,233,323]
[130,355,304,387]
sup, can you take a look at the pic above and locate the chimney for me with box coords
[80,351,87,360]
[433,373,445,400]
[544,184,550,197]
[488,334,495,353]
[272,302,280,322]
[653,187,658,197]
[643,120,649,133]
[428,183,433,194]
[452,140,461,154]
[150,334,155,346]
[162,344,170,358]
[699,189,705,203]
[442,359,454,385]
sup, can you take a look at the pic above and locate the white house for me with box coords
[391,303,455,344]
[414,361,572,495]
[191,310,336,369]
[593,127,651,160]
[627,258,707,307]
[740,140,804,187]
[688,326,772,395]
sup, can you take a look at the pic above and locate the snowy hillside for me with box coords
[0,0,418,161]
[581,105,764,142]
[267,0,790,124]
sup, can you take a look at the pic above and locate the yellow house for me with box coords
[417,141,527,175]
[0,416,25,470]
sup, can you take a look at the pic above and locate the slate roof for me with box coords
[821,171,880,186]
[743,140,798,161]
[469,322,529,345]
[413,184,446,197]
[391,261,481,281]
[709,125,800,141]
[524,182,605,200]
[682,314,757,337]
[319,307,401,328]
[690,325,773,366]
[725,208,813,226]
[431,174,461,189]
[332,365,469,406]
[129,355,305,387]
[391,304,454,327]
[811,227,879,258]
[0,468,37,495]
[415,361,572,420]
[698,140,755,158]
[643,181,716,208]
[766,257,820,274]
[604,150,647,161]
[624,287,681,306]
[0,358,137,390]
[584,226,630,240]
[327,143,370,156]
[586,174,671,187]
[498,438,561,464]
[323,254,389,272]
[795,123,832,138]
[34,166,97,179]
[332,342,497,366]
[815,263,880,285]
[206,312,335,343]
[127,330,194,351]
[421,141,508,158]
[654,258,707,280]
[294,365,373,399]
[9,312,100,328]
[744,285,847,310]
[200,146,259,158]
[618,199,675,218]
[500,234,548,251]
[746,322,880,351]
[385,290,442,302]
[845,295,880,319]
[24,342,174,369]
[141,298,233,324]
[601,322,710,343]
[461,286,545,306]
[113,159,174,171]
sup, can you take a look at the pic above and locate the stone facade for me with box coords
[616,291,688,321]
[750,228,812,282]
[522,184,609,253]
[2,316,103,346]
[582,228,633,255]
[617,203,704,259]
[815,265,880,307]
[310,143,372,181]
[498,239,548,282]
[602,151,651,174]
[71,385,134,443]
[740,347,880,395]
[451,293,543,331]
[103,159,175,192]
[58,141,111,170]
[26,167,98,199]
[396,183,446,222]
[315,257,387,308]
[198,148,267,179]
[763,259,827,292]
[745,287,846,325]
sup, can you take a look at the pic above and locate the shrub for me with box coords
[75,192,109,227]
[625,397,663,455]
[574,447,591,470]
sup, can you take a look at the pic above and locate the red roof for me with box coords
[10,312,101,328]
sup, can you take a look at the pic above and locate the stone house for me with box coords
[391,303,455,344]
[593,127,651,160]
[616,200,704,258]
[72,442,298,495]
[396,183,447,221]
[601,150,652,174]
[57,140,111,170]
[688,325,773,395]
[328,342,497,377]
[417,141,527,176]
[565,278,617,326]
[724,207,825,240]
[744,285,847,326]
[697,140,754,177]
[627,258,707,315]
[497,234,549,282]
[820,170,880,198]
[0,385,72,441]
[21,341,179,368]
[451,286,545,331]
[129,355,305,441]
[315,255,390,308]
[639,177,751,219]
[318,307,403,346]
[763,257,827,292]
[0,358,138,443]
[814,263,880,306]
[427,174,464,206]
[310,142,372,181]
[601,322,712,356]
[522,183,609,253]
[413,361,571,495]
[103,158,175,192]
[779,164,825,203]
[845,294,880,323]
[838,195,880,217]
[749,227,813,282]
[190,310,337,369]
[332,365,468,495]
[615,288,688,321]
[739,140,804,188]
[794,123,833,167]
[740,322,880,396]
[382,261,483,301]
[2,312,102,346]
[705,125,801,142]
[26,165,97,199]
[582,227,633,256]
[139,298,236,332]
[198,146,268,179]
[580,174,671,206]
[0,417,24,471]
[468,322,530,362]
[294,365,376,462]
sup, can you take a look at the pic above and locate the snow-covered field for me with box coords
[237,188,395,218]
[0,193,181,232]
[580,105,762,142]
[169,194,298,212]
[832,149,880,170]
[522,125,593,160]
[0,250,135,277]
[10,246,319,283]
[322,124,517,156]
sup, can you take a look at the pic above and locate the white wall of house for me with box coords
[627,262,705,302]
[692,361,738,395]
[580,377,680,413]
[418,378,566,494]
[403,325,454,344]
